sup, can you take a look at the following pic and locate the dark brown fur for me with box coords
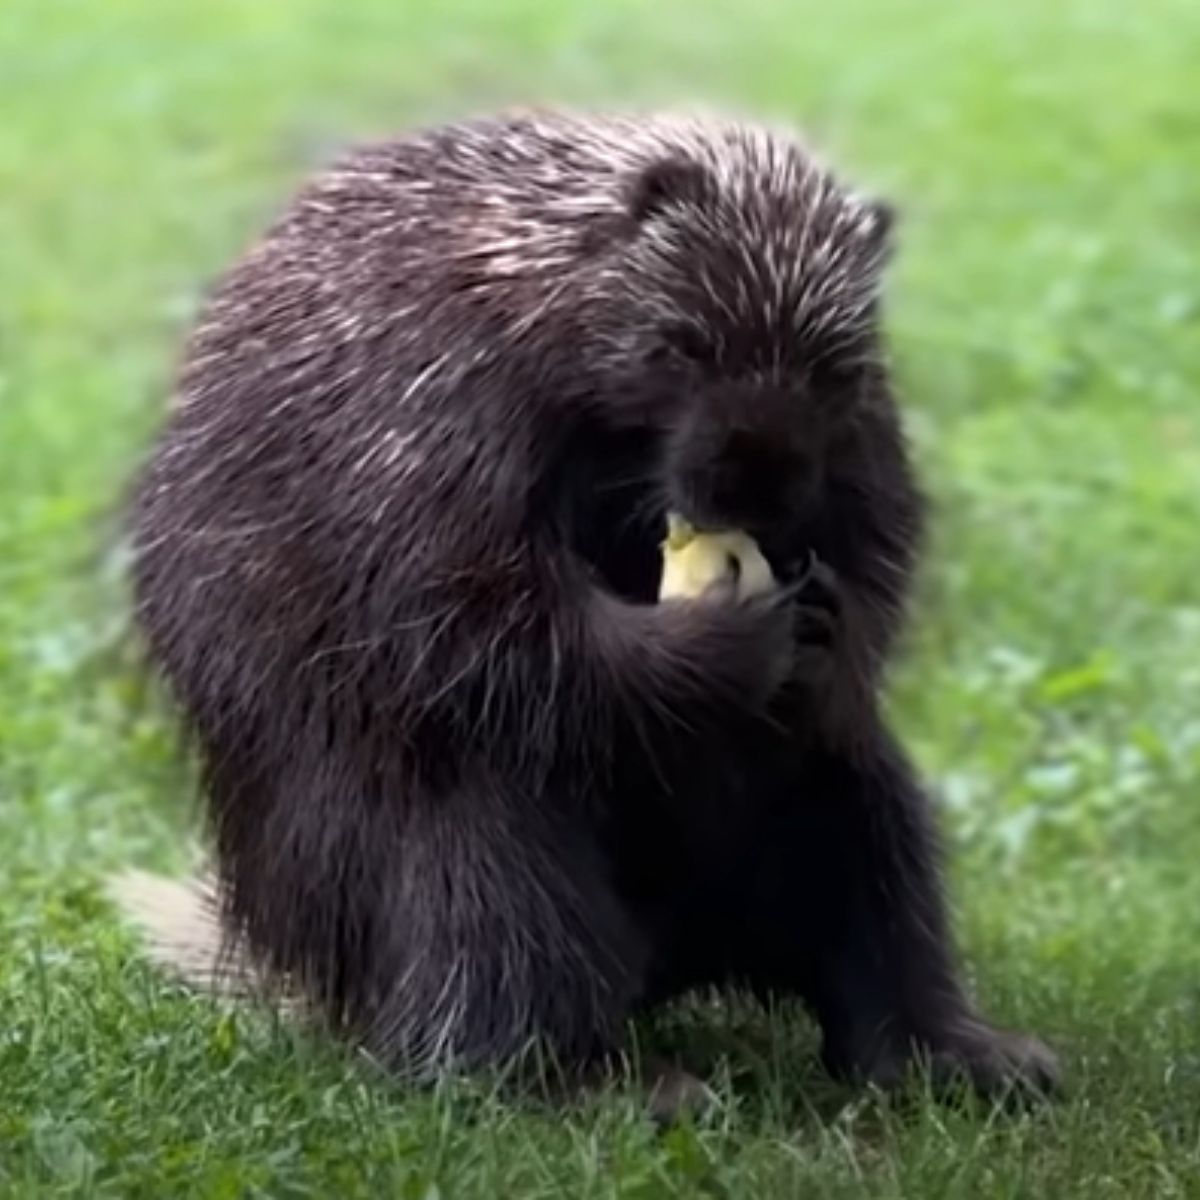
[126,110,1057,1097]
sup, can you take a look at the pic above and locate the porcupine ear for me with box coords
[858,195,899,263]
[627,156,715,222]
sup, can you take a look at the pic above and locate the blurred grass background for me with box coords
[2,0,1199,1195]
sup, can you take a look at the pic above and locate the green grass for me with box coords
[3,0,1200,1194]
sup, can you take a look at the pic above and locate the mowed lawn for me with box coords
[3,1,1200,1195]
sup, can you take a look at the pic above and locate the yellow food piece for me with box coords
[658,513,775,601]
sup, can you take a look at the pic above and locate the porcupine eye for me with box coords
[660,321,711,365]
[809,351,861,401]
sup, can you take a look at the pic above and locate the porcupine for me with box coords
[114,109,1058,1109]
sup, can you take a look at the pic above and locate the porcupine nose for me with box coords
[671,426,816,536]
